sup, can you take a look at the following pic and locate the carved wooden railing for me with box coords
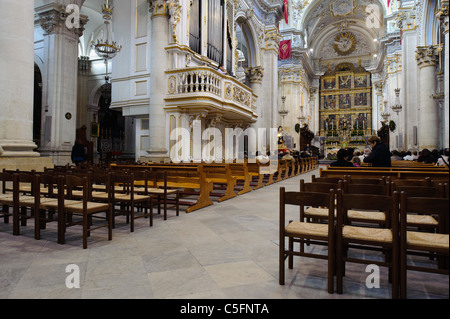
[165,66,257,119]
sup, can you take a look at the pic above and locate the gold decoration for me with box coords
[333,32,357,56]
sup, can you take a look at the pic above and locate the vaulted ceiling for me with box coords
[300,0,387,72]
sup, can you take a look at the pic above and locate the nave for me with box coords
[0,168,447,300]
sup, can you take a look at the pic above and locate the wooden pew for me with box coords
[110,164,213,213]
[320,167,449,182]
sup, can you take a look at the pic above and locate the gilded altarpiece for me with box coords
[319,63,373,153]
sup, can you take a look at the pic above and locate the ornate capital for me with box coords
[149,0,169,17]
[245,67,264,83]
[415,45,441,69]
[36,4,88,38]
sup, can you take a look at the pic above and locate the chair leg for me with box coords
[2,205,9,223]
[13,204,20,236]
[328,236,335,294]
[176,192,179,216]
[336,237,343,294]
[288,237,294,269]
[392,244,399,299]
[108,206,113,241]
[83,213,88,249]
[279,237,285,285]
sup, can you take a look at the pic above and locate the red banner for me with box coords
[279,40,292,60]
[387,0,391,7]
[284,0,289,24]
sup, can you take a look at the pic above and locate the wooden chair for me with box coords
[399,193,449,299]
[336,190,399,298]
[110,171,153,232]
[33,174,61,240]
[340,180,391,228]
[0,171,17,231]
[300,179,340,221]
[279,187,336,294]
[14,172,40,236]
[390,183,444,231]
[144,170,179,220]
[61,174,113,249]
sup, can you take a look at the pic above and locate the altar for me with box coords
[318,62,374,156]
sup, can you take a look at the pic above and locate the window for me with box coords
[189,0,201,54]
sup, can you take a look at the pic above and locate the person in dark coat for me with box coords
[418,149,435,164]
[330,149,354,167]
[71,138,86,166]
[364,135,392,167]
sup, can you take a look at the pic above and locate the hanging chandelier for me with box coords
[92,0,122,86]
[391,88,402,115]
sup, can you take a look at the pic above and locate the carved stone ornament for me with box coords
[415,45,441,68]
[333,32,357,56]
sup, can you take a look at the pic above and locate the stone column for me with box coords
[147,0,170,162]
[0,0,54,172]
[247,67,264,129]
[415,46,440,150]
[261,27,281,146]
[35,3,88,165]
[0,0,39,158]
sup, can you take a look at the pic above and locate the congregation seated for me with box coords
[403,151,418,161]
[330,149,353,168]
[418,149,436,164]
[282,151,294,162]
[391,150,404,161]
[436,148,449,167]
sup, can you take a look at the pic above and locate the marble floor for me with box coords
[0,169,448,300]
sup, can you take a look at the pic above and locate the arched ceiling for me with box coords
[299,0,387,72]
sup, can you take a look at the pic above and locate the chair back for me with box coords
[392,178,432,187]
[300,179,338,193]
[280,187,336,225]
[37,174,61,198]
[311,175,344,184]
[17,172,36,196]
[346,175,386,185]
[336,189,399,232]
[110,171,135,199]
[399,192,449,235]
[341,180,389,196]
[391,183,442,198]
[64,175,89,206]
[0,171,16,195]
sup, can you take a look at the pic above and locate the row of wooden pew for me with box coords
[320,163,449,182]
[109,157,319,213]
[280,174,449,299]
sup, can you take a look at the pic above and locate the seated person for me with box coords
[403,150,418,161]
[330,149,354,167]
[364,135,392,167]
[436,149,449,167]
[351,156,362,167]
[418,148,435,164]
[282,150,294,161]
[391,150,403,161]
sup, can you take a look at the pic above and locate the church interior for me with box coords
[0,0,448,301]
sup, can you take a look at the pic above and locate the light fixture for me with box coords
[391,88,402,115]
[92,0,122,93]
[381,101,391,121]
